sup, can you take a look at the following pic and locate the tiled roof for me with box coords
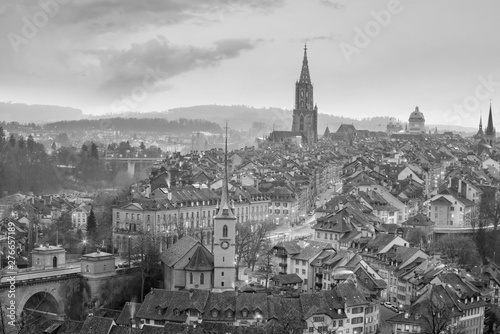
[137,289,210,323]
[334,282,368,307]
[116,302,142,326]
[235,293,268,319]
[160,235,199,267]
[403,213,435,227]
[184,246,214,271]
[93,308,121,320]
[271,273,303,285]
[292,241,334,261]
[202,291,237,322]
[79,316,114,334]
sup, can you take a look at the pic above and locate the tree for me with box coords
[414,286,465,334]
[140,142,146,150]
[434,234,481,270]
[131,232,162,302]
[86,209,98,245]
[9,134,15,148]
[252,241,275,292]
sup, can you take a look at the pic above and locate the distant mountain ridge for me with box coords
[96,105,477,134]
[0,102,84,123]
[0,102,477,134]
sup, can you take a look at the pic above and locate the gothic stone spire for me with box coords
[486,102,495,136]
[299,43,311,84]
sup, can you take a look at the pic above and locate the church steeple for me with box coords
[215,122,235,219]
[479,114,483,131]
[485,102,495,136]
[299,44,311,84]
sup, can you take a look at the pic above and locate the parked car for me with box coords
[383,302,399,312]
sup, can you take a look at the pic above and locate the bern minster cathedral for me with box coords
[269,45,318,145]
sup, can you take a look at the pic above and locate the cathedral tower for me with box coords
[212,123,236,291]
[485,102,496,149]
[291,44,318,144]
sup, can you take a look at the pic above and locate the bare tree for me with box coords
[131,232,162,301]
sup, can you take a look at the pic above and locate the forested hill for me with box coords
[97,105,476,133]
[44,118,222,134]
[0,102,83,123]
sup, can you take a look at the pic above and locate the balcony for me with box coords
[316,272,323,278]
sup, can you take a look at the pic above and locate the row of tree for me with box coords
[0,127,60,195]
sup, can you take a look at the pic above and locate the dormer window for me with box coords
[212,310,218,318]
[242,309,248,317]
[227,310,233,317]
[174,309,180,316]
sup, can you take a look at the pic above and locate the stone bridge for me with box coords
[103,157,161,178]
[0,270,81,321]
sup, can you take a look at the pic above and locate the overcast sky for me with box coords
[2,0,500,126]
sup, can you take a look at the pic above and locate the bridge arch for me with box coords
[17,285,65,319]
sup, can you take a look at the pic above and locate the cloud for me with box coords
[91,37,258,98]
[0,0,285,33]
[318,0,346,11]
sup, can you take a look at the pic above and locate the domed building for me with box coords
[408,106,426,134]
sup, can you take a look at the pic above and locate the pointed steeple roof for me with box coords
[485,102,495,136]
[324,126,330,137]
[474,113,484,138]
[299,44,311,84]
[215,122,235,219]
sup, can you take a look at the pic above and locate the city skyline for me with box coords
[2,0,500,127]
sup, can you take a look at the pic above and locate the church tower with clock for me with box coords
[291,44,318,144]
[212,124,236,291]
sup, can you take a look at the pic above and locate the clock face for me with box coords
[221,241,229,249]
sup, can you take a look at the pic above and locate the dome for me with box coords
[409,106,425,121]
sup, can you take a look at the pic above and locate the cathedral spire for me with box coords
[216,122,235,218]
[486,101,495,136]
[299,43,311,84]
[479,113,483,130]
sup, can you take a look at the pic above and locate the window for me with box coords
[313,316,325,322]
[190,273,193,284]
[405,325,410,331]
[242,310,248,317]
[116,212,119,219]
[296,268,299,274]
[223,225,228,237]
[221,272,224,276]
[302,260,306,266]
[296,260,300,265]
[103,265,106,271]
[309,328,315,333]
[352,317,364,324]
[211,310,218,318]
[227,310,232,317]
[36,258,40,265]
[352,307,364,314]
[339,320,343,327]
[221,281,225,287]
[302,269,306,275]
[86,265,90,272]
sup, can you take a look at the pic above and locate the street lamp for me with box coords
[128,236,131,268]
[83,239,87,254]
